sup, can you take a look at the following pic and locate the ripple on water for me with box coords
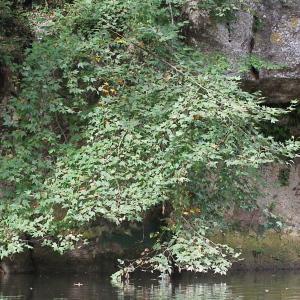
[1,271,300,300]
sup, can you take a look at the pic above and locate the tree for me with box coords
[0,0,299,281]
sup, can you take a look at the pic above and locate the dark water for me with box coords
[1,271,300,300]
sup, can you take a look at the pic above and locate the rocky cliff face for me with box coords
[185,0,300,104]
[259,162,300,230]
[186,0,300,230]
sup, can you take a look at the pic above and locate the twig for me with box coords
[117,131,127,156]
[168,1,174,25]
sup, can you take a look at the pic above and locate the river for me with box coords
[1,271,300,299]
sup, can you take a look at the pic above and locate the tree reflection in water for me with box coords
[1,272,300,300]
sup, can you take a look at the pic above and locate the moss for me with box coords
[290,17,299,29]
[252,15,265,33]
[212,230,300,270]
[270,32,284,44]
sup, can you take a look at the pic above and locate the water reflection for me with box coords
[117,272,300,300]
[118,279,231,300]
[1,271,300,299]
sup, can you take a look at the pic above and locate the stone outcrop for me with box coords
[185,0,300,231]
[259,161,300,230]
[185,0,300,103]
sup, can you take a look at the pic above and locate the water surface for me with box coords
[1,271,300,299]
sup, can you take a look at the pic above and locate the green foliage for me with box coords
[0,0,31,65]
[198,0,244,21]
[260,103,300,143]
[0,0,299,280]
[239,55,281,74]
[253,15,264,33]
[112,220,240,282]
[263,208,284,232]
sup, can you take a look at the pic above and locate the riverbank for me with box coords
[216,230,300,271]
[2,230,300,275]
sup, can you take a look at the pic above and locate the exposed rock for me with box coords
[0,239,123,274]
[258,160,300,230]
[185,0,300,103]
[31,240,122,273]
[214,230,300,271]
[184,1,254,58]
[184,1,300,261]
[185,0,300,228]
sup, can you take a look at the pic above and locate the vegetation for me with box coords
[0,0,299,281]
[0,0,31,65]
[198,0,244,20]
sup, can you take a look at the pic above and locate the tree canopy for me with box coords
[0,0,299,281]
